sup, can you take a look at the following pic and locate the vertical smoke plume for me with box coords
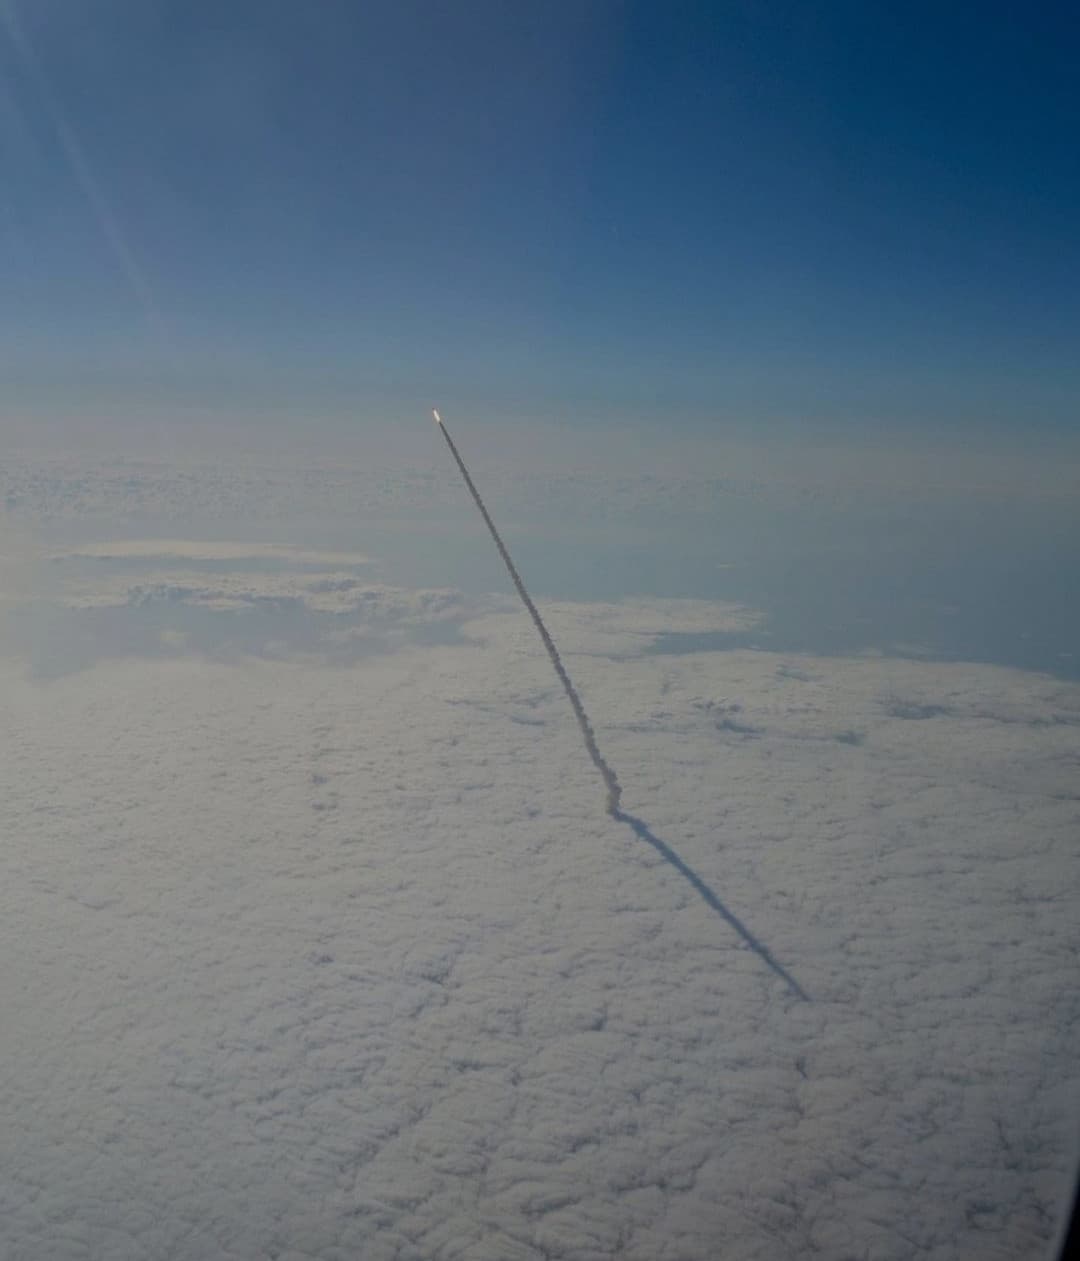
[433,410,622,815]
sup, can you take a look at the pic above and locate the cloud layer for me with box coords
[2,580,1077,1258]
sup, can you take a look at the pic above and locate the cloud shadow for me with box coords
[612,809,810,1002]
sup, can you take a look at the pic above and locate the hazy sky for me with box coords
[2,0,1078,430]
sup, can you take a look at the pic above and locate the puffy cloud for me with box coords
[1,571,1077,1259]
[1,449,1076,1257]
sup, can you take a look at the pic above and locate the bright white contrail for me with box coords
[433,408,622,815]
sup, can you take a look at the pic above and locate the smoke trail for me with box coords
[433,409,622,815]
[434,410,809,1000]
[434,408,807,998]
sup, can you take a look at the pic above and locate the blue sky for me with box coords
[1,0,1078,431]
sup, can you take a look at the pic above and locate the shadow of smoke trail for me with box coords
[613,809,810,1002]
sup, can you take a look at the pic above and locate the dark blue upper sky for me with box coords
[2,0,1078,432]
